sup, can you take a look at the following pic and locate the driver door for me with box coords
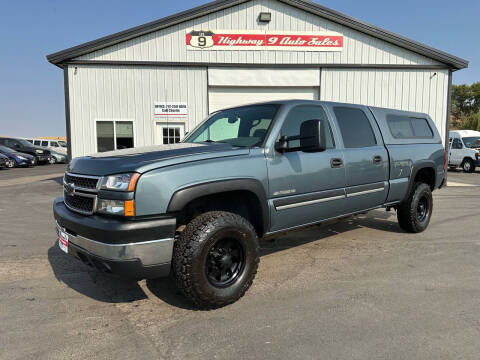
[267,105,346,232]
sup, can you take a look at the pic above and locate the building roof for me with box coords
[46,0,468,70]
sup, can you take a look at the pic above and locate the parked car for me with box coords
[0,145,36,167]
[448,130,480,173]
[0,153,9,169]
[45,148,68,164]
[28,138,68,155]
[53,100,446,309]
[0,137,51,164]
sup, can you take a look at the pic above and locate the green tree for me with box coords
[451,82,480,119]
[460,112,480,131]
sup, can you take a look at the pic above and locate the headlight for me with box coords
[35,149,43,154]
[101,173,140,191]
[17,155,27,160]
[97,199,135,216]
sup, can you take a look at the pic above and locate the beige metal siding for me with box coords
[67,65,208,158]
[75,0,439,66]
[320,68,449,143]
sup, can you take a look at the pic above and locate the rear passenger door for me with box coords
[329,105,389,213]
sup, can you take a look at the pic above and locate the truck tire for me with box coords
[172,211,259,309]
[462,158,475,173]
[397,183,433,233]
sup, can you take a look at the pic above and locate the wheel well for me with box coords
[176,190,265,237]
[414,167,435,190]
[461,157,474,164]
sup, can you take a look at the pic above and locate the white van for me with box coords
[448,130,480,172]
[27,138,68,155]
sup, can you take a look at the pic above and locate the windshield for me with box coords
[184,104,280,147]
[17,139,34,148]
[58,141,67,147]
[0,145,14,153]
[462,137,480,148]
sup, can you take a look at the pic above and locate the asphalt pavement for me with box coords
[1,167,479,359]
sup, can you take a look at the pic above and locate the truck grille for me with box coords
[64,173,99,190]
[63,173,100,215]
[64,192,95,215]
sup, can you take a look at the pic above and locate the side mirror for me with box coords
[299,119,326,152]
[275,119,327,153]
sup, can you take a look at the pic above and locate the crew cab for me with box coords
[53,100,446,309]
[448,130,480,173]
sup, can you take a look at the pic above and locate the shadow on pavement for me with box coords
[48,243,148,303]
[47,210,404,308]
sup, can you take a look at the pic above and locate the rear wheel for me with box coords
[48,156,56,164]
[462,158,475,173]
[397,182,433,233]
[172,211,259,309]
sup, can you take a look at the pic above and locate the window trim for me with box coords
[333,106,378,149]
[154,121,186,145]
[279,104,336,149]
[386,115,434,139]
[94,119,136,152]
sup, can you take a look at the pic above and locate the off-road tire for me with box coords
[462,158,475,173]
[172,211,259,309]
[397,182,433,233]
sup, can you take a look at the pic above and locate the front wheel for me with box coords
[172,211,259,309]
[48,156,56,164]
[6,160,15,168]
[397,183,433,233]
[462,158,475,173]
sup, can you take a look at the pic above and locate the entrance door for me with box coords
[209,87,319,113]
[267,105,346,232]
[156,122,185,145]
[329,105,389,213]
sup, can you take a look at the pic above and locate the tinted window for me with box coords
[333,107,377,148]
[452,138,463,149]
[41,141,48,146]
[387,115,433,139]
[96,121,115,152]
[34,140,41,145]
[281,105,334,149]
[51,142,59,147]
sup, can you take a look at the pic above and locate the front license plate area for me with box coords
[58,230,69,254]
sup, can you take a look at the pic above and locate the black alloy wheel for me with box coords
[416,196,429,222]
[206,238,245,287]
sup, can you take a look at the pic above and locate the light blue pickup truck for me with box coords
[54,100,446,308]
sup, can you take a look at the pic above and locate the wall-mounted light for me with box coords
[258,12,272,23]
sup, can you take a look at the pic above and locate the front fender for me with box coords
[167,178,269,233]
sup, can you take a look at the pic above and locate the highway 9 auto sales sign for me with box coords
[186,30,343,51]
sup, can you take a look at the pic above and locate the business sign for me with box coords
[154,102,188,118]
[186,30,343,51]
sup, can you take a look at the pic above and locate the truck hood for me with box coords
[68,142,250,176]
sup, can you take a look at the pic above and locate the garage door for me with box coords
[208,87,319,113]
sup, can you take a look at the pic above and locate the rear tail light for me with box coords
[443,148,447,170]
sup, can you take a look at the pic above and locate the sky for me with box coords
[0,0,478,138]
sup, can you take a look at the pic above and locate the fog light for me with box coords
[97,199,125,215]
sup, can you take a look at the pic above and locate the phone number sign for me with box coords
[186,30,343,51]
[154,102,188,118]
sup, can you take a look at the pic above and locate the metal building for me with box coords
[47,0,468,158]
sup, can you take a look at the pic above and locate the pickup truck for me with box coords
[53,100,446,309]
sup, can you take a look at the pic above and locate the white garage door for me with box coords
[208,87,319,113]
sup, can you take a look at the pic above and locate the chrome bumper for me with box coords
[55,221,174,266]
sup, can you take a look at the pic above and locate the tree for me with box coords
[451,82,480,120]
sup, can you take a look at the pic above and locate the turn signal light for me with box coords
[124,200,135,217]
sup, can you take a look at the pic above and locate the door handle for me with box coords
[373,155,383,164]
[331,158,343,168]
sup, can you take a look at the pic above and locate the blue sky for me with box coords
[0,0,478,137]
